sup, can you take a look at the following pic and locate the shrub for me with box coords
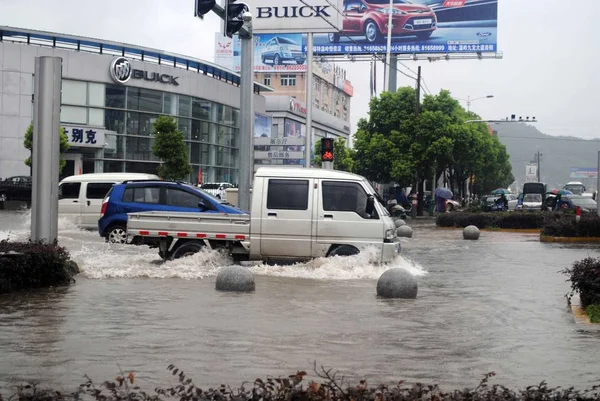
[541,214,600,237]
[561,257,600,307]
[587,305,600,323]
[3,366,600,401]
[0,240,78,293]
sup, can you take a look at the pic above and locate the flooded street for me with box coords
[1,209,599,391]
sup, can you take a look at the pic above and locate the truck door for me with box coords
[260,178,312,258]
[316,180,383,254]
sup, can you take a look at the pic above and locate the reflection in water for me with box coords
[1,212,600,392]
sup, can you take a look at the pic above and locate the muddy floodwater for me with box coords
[1,210,599,391]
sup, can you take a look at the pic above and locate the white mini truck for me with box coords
[127,167,400,263]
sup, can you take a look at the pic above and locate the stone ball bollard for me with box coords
[463,225,480,240]
[394,218,406,228]
[397,225,413,238]
[377,268,418,299]
[215,266,255,292]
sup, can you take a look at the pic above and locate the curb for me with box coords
[570,304,592,325]
[540,236,600,244]
[435,226,541,234]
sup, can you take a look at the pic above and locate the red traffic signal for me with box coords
[321,138,334,162]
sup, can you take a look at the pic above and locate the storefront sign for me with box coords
[255,151,305,159]
[110,57,179,86]
[289,98,307,115]
[244,0,343,33]
[62,126,107,149]
[254,137,305,146]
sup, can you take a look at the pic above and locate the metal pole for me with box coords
[31,57,62,243]
[537,150,541,182]
[238,17,254,212]
[305,33,313,168]
[388,54,397,93]
[383,0,393,91]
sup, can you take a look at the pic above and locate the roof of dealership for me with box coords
[0,26,271,93]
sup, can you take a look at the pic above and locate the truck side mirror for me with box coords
[366,195,375,216]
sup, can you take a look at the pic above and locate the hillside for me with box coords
[494,123,600,191]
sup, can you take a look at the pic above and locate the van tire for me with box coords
[106,224,127,244]
[328,245,359,257]
[171,241,205,260]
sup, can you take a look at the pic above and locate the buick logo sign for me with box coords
[110,57,132,84]
[109,57,180,86]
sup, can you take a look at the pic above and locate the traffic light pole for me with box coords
[238,16,254,212]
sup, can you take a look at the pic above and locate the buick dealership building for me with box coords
[0,26,270,183]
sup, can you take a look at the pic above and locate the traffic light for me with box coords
[225,0,249,38]
[321,138,334,163]
[194,0,215,18]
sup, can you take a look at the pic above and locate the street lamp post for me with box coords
[458,94,494,112]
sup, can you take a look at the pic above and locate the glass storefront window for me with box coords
[164,93,177,115]
[105,110,125,134]
[104,160,124,173]
[215,168,234,183]
[217,125,235,147]
[215,104,235,125]
[178,118,191,140]
[191,120,210,142]
[127,112,158,136]
[126,137,157,161]
[190,142,201,164]
[105,85,125,109]
[127,88,163,113]
[178,95,191,117]
[103,133,121,158]
[61,106,87,124]
[125,162,159,175]
[62,80,87,105]
[192,98,211,120]
[216,146,236,168]
[88,83,105,107]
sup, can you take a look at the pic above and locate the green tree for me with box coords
[23,123,71,173]
[313,137,355,172]
[152,116,192,181]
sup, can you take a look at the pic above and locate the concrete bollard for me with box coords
[377,268,418,299]
[463,225,480,240]
[394,218,406,228]
[397,225,413,238]
[215,266,255,292]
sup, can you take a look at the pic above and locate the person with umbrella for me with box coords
[434,187,453,213]
[491,188,509,211]
[552,189,573,211]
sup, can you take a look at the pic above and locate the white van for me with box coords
[58,173,159,229]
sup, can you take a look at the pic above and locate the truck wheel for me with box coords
[171,241,205,260]
[328,245,359,257]
[106,225,127,244]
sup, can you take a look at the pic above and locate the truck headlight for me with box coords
[385,228,396,240]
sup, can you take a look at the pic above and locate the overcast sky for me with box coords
[2,0,599,140]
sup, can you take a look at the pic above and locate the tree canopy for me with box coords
[152,116,192,181]
[23,123,70,173]
[351,87,514,198]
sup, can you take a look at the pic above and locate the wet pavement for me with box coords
[1,209,599,392]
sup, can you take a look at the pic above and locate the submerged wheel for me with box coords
[106,225,127,244]
[171,241,205,260]
[328,245,360,257]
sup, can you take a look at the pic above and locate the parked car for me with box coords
[199,182,235,200]
[568,196,597,214]
[58,173,159,230]
[328,0,438,44]
[98,180,245,243]
[516,193,543,212]
[260,37,306,65]
[508,194,520,211]
[0,175,31,202]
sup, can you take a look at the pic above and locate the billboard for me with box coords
[243,0,344,33]
[525,164,537,183]
[283,118,307,165]
[232,33,307,72]
[311,0,498,55]
[570,167,598,179]
[214,33,233,70]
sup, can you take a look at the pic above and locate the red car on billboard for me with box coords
[328,0,438,44]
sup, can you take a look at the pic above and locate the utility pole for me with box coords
[413,65,422,218]
[535,150,542,182]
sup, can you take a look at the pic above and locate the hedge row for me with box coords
[0,240,79,293]
[541,215,600,237]
[436,212,551,229]
[3,365,600,401]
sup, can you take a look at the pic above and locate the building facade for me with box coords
[254,60,354,124]
[0,27,269,184]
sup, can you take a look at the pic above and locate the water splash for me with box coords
[249,247,427,280]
